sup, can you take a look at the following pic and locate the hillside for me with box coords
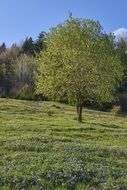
[0,98,127,189]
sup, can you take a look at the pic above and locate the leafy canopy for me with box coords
[35,16,123,106]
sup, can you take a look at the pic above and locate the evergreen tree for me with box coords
[35,31,47,54]
[116,37,127,91]
[22,37,35,56]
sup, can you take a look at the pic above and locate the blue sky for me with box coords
[0,0,127,46]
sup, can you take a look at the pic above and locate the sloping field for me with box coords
[0,98,127,189]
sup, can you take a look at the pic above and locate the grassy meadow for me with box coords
[0,98,127,189]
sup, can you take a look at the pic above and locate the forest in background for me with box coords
[0,31,47,100]
[0,17,127,111]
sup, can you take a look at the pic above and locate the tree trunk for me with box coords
[76,104,82,123]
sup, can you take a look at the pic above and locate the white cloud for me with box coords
[113,28,127,39]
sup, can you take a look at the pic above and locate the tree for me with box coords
[15,54,35,98]
[35,31,47,54]
[0,42,6,54]
[0,44,20,96]
[21,37,35,56]
[35,16,123,122]
[0,42,6,96]
[116,37,127,91]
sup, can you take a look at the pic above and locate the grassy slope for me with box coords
[0,98,127,189]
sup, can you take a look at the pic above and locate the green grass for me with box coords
[0,98,127,189]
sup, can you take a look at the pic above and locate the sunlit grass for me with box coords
[0,98,127,189]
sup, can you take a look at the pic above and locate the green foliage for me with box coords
[35,16,123,121]
[35,31,47,54]
[116,37,127,91]
[21,37,36,56]
[0,31,47,99]
[0,16,125,107]
[15,54,35,99]
[0,42,6,54]
[0,99,127,189]
[0,44,20,96]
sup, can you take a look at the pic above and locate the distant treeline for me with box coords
[0,26,127,110]
[0,32,47,100]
